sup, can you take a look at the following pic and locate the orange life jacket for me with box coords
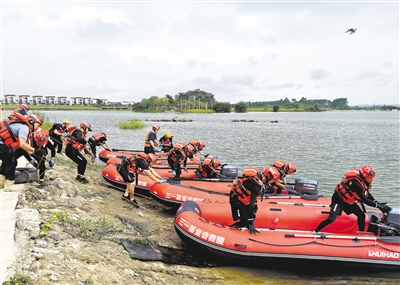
[263,166,282,182]
[231,177,263,205]
[167,142,186,164]
[0,115,31,150]
[90,133,106,145]
[144,131,157,147]
[334,169,369,205]
[125,155,138,174]
[198,157,216,177]
[65,126,86,151]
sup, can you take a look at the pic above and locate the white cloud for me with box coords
[1,1,398,105]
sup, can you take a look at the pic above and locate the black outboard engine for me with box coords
[368,206,400,236]
[220,165,238,178]
[294,178,319,195]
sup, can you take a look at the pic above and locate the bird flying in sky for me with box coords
[345,28,357,35]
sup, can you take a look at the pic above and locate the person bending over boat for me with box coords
[187,140,206,162]
[8,104,30,119]
[159,131,173,152]
[87,132,111,158]
[196,155,221,178]
[229,167,265,234]
[167,142,194,178]
[120,153,164,207]
[314,165,390,234]
[144,125,160,154]
[0,114,43,187]
[262,161,297,195]
[49,119,70,155]
[65,122,93,184]
[23,128,56,188]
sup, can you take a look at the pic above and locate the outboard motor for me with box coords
[294,178,318,195]
[220,165,238,178]
[368,206,400,236]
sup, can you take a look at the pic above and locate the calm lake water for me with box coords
[42,110,399,283]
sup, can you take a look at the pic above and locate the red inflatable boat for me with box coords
[98,149,168,163]
[101,164,198,196]
[150,177,321,209]
[174,201,400,269]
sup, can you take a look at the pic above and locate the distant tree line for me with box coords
[132,90,398,112]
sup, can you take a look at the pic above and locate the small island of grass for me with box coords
[117,119,147,130]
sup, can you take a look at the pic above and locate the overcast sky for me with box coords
[1,1,399,105]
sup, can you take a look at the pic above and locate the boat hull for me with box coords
[174,201,400,269]
[101,164,197,196]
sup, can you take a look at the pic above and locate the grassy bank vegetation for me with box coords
[117,119,147,130]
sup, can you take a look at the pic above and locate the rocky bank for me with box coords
[2,156,245,285]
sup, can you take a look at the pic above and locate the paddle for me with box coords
[162,182,230,196]
[268,201,329,207]
[285,233,378,241]
[262,194,320,200]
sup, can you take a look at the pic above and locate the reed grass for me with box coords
[117,118,147,130]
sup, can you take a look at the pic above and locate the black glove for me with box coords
[247,219,259,235]
[376,202,390,213]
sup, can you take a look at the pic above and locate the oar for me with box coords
[262,194,320,200]
[285,233,378,241]
[163,183,230,196]
[268,201,329,207]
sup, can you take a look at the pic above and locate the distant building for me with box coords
[4,94,17,104]
[18,95,31,104]
[32,95,44,105]
[57,96,67,105]
[70,97,84,105]
[45,95,56,105]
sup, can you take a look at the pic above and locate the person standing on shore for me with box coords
[49,119,70,155]
[87,132,111,158]
[0,114,43,187]
[144,125,160,154]
[65,121,93,184]
[119,153,165,207]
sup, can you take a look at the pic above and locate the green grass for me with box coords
[117,119,147,130]
[180,109,215,113]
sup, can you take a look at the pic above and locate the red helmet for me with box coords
[147,153,157,164]
[285,162,296,174]
[80,121,92,131]
[359,165,376,179]
[19,104,30,111]
[185,144,195,155]
[197,140,205,150]
[28,114,43,126]
[152,125,160,131]
[34,128,49,147]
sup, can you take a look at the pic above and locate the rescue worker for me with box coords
[24,128,56,187]
[229,167,264,234]
[188,140,206,161]
[314,165,390,234]
[87,132,111,158]
[8,104,30,119]
[144,125,160,154]
[0,114,43,187]
[262,161,296,195]
[167,142,194,178]
[49,119,70,154]
[197,155,221,178]
[119,153,165,207]
[159,131,173,152]
[65,121,94,184]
